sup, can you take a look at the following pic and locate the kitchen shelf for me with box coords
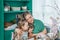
[4,0,30,2]
[4,10,32,13]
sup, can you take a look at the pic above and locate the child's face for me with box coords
[28,28,33,33]
[22,22,29,31]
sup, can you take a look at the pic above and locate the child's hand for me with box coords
[15,28,22,35]
[28,28,33,33]
[28,33,37,39]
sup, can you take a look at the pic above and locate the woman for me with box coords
[23,11,47,38]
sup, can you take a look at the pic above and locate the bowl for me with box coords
[11,7,21,11]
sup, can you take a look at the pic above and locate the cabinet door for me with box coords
[0,0,4,40]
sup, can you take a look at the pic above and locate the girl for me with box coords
[13,20,29,40]
[28,24,34,38]
[28,24,37,40]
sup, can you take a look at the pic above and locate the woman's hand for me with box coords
[37,28,47,36]
[28,33,37,39]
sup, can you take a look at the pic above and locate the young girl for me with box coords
[28,24,34,38]
[28,24,37,40]
[13,20,29,40]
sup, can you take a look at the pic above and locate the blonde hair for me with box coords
[23,11,31,20]
[18,20,27,29]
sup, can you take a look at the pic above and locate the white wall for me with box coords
[32,0,45,22]
[32,0,60,25]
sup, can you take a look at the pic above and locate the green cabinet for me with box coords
[4,0,30,1]
[4,0,32,40]
[4,30,14,40]
[0,0,4,40]
[4,0,32,22]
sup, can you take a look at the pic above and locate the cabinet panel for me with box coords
[0,0,4,40]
